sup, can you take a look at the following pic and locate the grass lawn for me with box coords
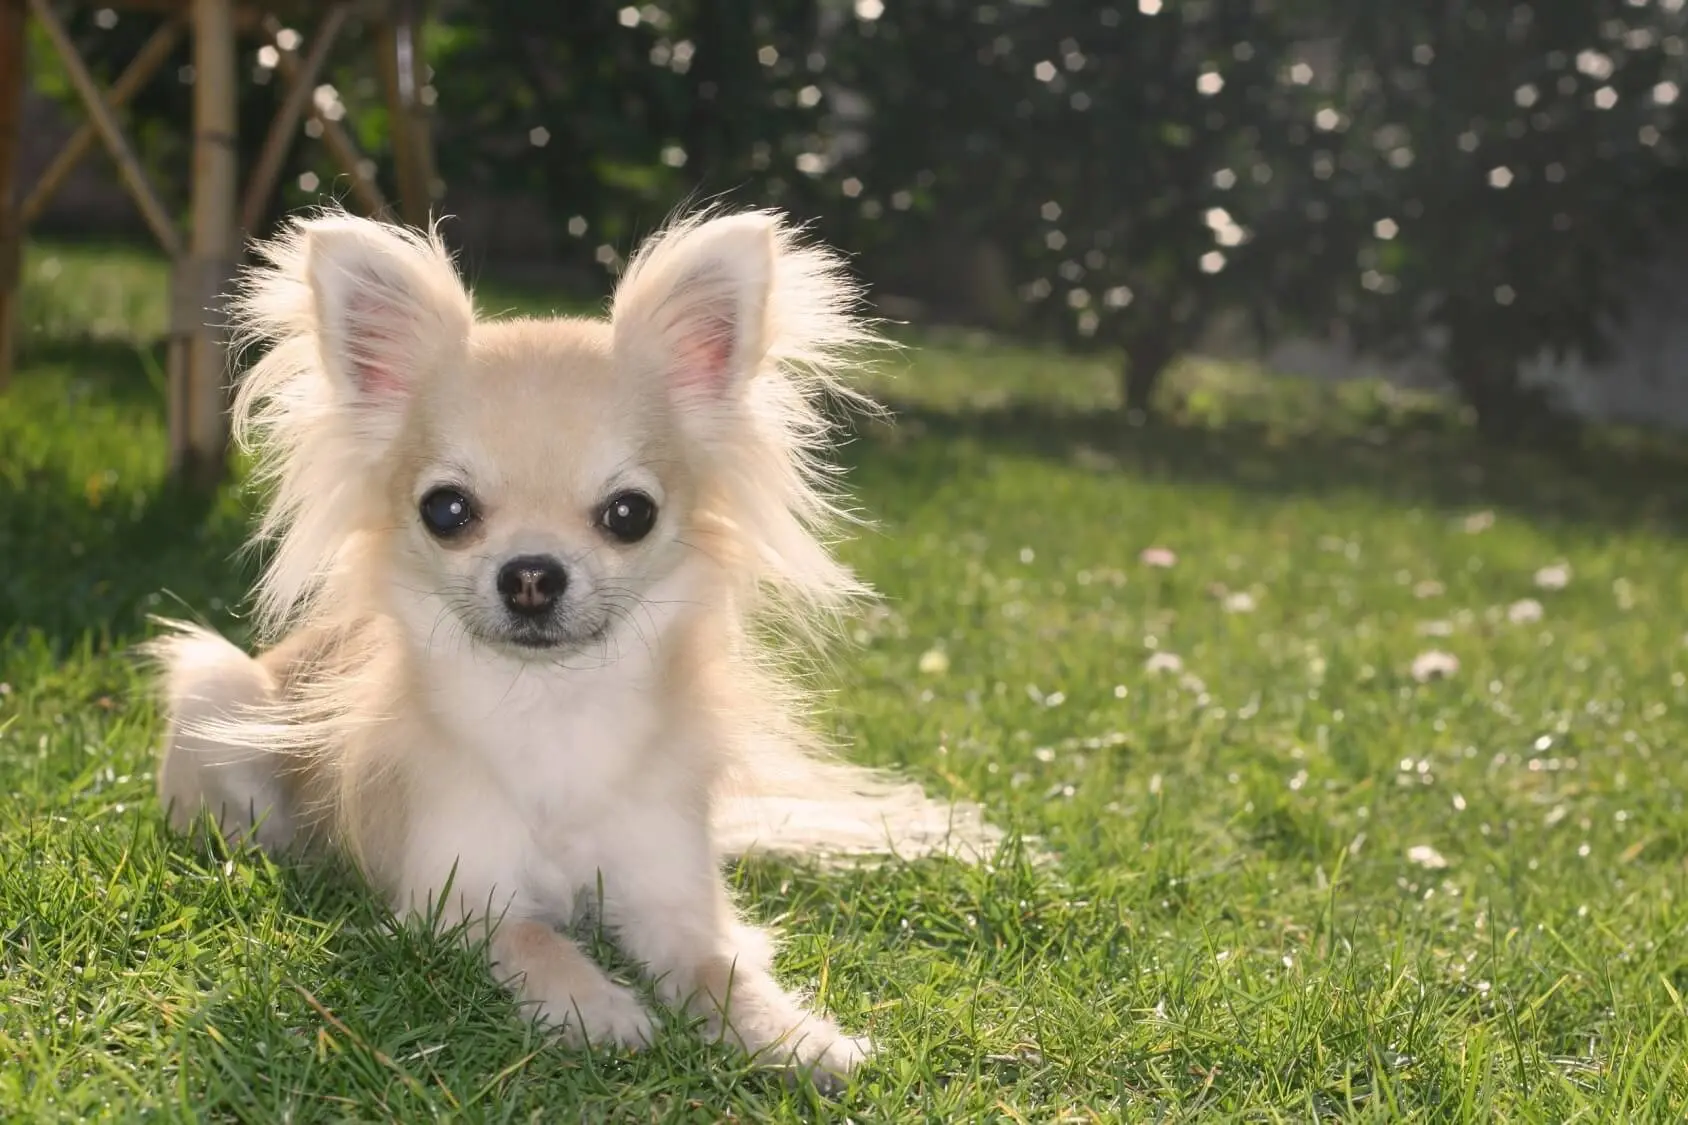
[4,238,1688,1122]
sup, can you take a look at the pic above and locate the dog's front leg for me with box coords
[395,854,653,1051]
[484,916,655,1050]
[599,814,870,1080]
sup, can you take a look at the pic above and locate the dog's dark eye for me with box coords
[420,487,477,538]
[600,491,657,543]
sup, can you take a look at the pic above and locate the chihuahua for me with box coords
[148,207,1001,1080]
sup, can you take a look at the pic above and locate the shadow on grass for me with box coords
[0,346,252,647]
[0,459,248,645]
[867,395,1688,539]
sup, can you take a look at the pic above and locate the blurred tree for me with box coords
[1285,0,1688,439]
[825,0,1313,417]
[425,3,688,266]
[426,0,840,275]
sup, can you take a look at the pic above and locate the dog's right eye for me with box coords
[419,487,477,538]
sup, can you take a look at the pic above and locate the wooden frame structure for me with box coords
[0,0,436,484]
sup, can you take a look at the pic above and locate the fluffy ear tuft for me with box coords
[608,206,893,634]
[611,211,778,403]
[229,209,473,447]
[300,216,473,408]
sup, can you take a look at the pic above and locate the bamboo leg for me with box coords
[0,0,23,392]
[175,0,239,485]
[21,16,185,226]
[241,3,351,234]
[29,0,183,258]
[375,0,436,229]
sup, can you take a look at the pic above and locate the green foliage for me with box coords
[424,0,839,269]
[821,0,1317,408]
[826,0,1688,430]
[1270,1,1688,435]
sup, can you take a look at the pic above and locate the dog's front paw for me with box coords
[540,980,655,1051]
[749,1016,872,1085]
[795,1031,872,1082]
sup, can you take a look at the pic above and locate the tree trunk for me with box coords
[1443,310,1576,448]
[1120,333,1174,419]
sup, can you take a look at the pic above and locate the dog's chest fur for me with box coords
[387,624,709,920]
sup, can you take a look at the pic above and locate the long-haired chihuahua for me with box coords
[148,207,1001,1081]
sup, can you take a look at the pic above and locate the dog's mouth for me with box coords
[486,615,610,655]
[508,628,562,650]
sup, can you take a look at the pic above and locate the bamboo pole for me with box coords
[29,0,183,258]
[269,15,388,217]
[21,15,186,226]
[241,3,351,233]
[375,0,435,229]
[176,0,239,484]
[0,0,24,391]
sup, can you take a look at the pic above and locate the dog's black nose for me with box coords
[497,555,567,617]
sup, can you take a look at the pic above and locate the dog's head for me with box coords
[229,209,882,662]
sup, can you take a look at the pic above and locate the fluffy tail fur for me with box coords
[145,619,305,853]
[714,740,1005,865]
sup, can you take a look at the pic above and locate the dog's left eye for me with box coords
[420,487,477,538]
[600,491,658,543]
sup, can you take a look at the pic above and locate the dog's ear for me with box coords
[610,212,777,411]
[301,215,473,416]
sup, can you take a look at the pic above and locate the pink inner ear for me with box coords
[344,289,408,397]
[670,308,737,395]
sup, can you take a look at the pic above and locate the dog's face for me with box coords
[288,212,796,661]
[389,319,702,656]
[237,207,871,664]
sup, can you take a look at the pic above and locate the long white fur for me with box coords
[148,205,1008,1081]
[228,214,477,637]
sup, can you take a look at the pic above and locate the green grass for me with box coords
[4,240,1688,1122]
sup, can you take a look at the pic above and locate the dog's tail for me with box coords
[142,619,304,852]
[713,732,1009,865]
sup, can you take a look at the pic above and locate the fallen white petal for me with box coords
[1140,546,1178,568]
[1411,649,1460,682]
[1507,598,1544,624]
[1407,844,1449,869]
[1145,652,1184,675]
[1223,591,1257,613]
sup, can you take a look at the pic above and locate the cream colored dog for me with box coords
[148,207,1000,1081]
